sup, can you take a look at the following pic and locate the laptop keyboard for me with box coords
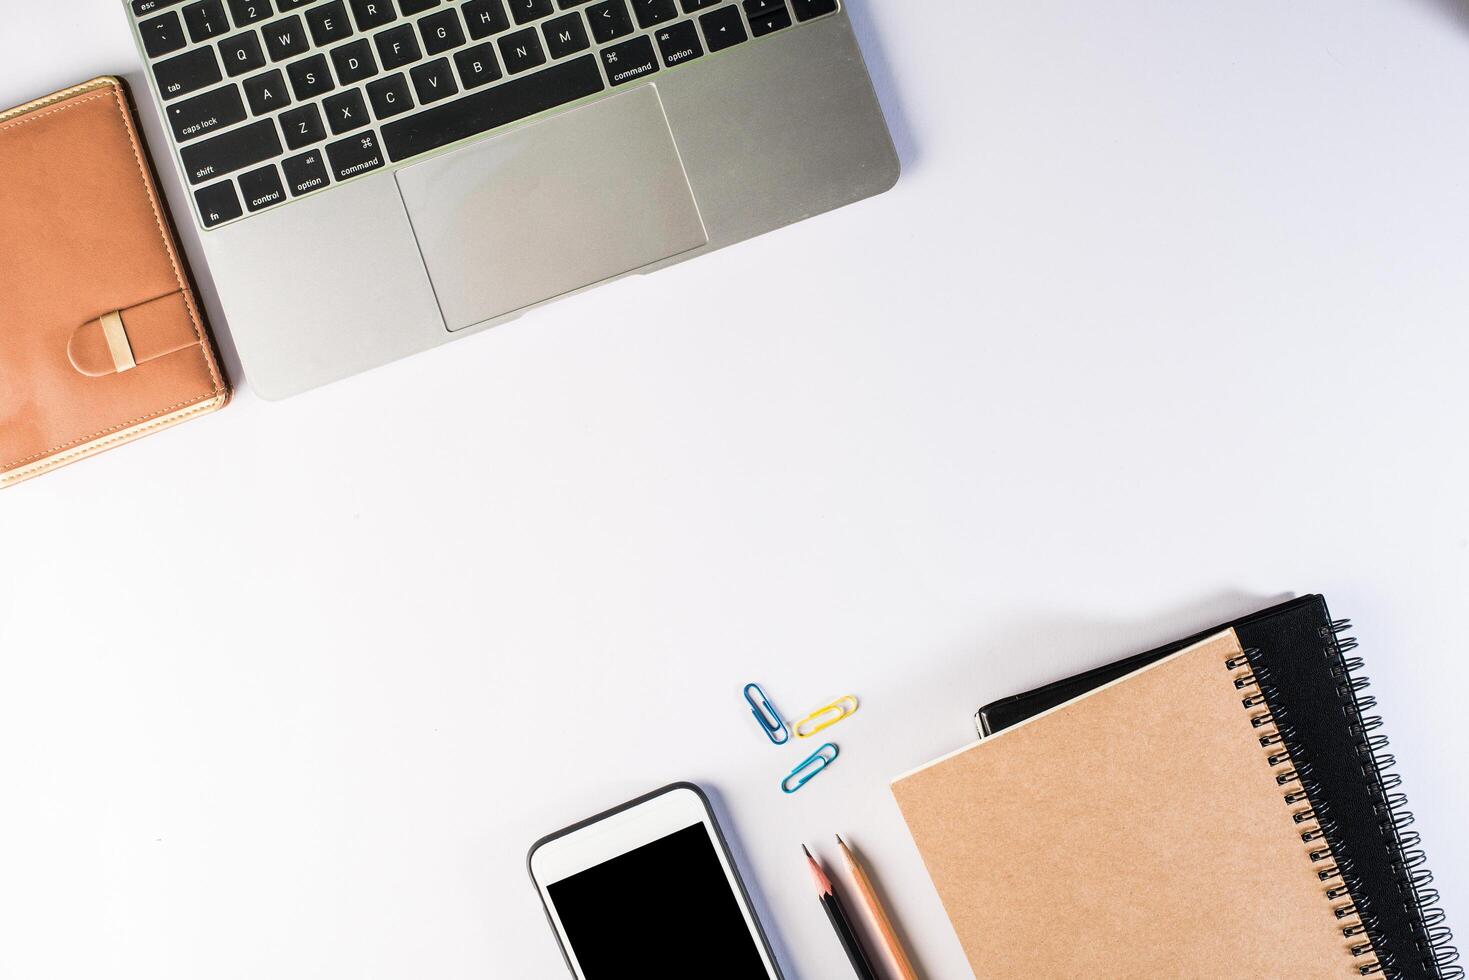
[129,0,840,230]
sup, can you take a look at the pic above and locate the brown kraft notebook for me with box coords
[891,630,1381,978]
[0,77,229,488]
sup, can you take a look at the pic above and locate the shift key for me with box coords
[180,119,282,185]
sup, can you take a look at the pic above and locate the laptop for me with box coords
[126,0,899,398]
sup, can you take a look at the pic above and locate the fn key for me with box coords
[195,180,243,227]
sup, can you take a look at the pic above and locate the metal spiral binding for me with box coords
[1324,620,1462,980]
[1228,647,1387,976]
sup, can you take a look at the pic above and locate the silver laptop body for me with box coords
[126,0,898,398]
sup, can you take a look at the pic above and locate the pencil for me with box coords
[836,834,919,980]
[803,844,879,980]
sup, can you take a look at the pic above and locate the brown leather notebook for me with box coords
[891,631,1382,978]
[0,77,228,488]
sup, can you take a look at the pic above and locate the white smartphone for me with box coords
[528,783,784,979]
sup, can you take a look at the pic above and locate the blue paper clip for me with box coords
[782,743,839,794]
[744,683,790,745]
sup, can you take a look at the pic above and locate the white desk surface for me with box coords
[3,2,1467,977]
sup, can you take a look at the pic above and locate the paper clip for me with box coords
[782,743,839,794]
[743,683,790,745]
[794,695,859,738]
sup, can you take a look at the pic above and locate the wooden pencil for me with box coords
[836,834,919,980]
[803,844,879,980]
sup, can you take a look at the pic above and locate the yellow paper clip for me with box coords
[794,695,859,738]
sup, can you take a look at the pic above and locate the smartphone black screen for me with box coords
[546,822,769,978]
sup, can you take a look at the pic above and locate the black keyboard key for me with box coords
[194,179,242,227]
[399,0,440,12]
[454,42,503,88]
[307,1,353,45]
[463,0,511,38]
[381,53,602,161]
[586,0,633,43]
[331,38,379,83]
[140,12,187,57]
[699,5,746,51]
[182,0,229,42]
[227,0,273,26]
[287,53,335,98]
[165,84,247,142]
[325,130,387,180]
[632,0,675,28]
[366,73,415,117]
[741,0,782,17]
[498,27,546,74]
[679,0,718,11]
[324,89,371,132]
[282,149,331,196]
[219,31,266,76]
[375,24,422,69]
[154,47,223,100]
[419,10,466,55]
[542,12,589,57]
[264,15,311,59]
[747,4,790,35]
[180,118,283,184]
[790,0,835,19]
[280,102,326,147]
[134,0,187,16]
[242,68,291,113]
[509,0,554,24]
[276,0,318,7]
[600,34,657,85]
[654,19,701,67]
[410,59,459,103]
[239,163,287,211]
[349,0,396,30]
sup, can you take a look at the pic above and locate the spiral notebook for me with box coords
[893,630,1390,977]
[973,596,1458,980]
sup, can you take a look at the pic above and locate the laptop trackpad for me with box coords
[395,85,708,332]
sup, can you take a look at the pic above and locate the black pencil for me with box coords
[803,844,879,980]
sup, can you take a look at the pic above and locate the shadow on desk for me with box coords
[846,0,919,172]
[1416,0,1469,28]
[702,784,805,980]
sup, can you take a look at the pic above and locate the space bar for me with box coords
[381,56,606,163]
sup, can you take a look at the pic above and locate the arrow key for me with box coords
[748,6,791,36]
[698,5,746,53]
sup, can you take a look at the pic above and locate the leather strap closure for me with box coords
[99,311,136,372]
[69,292,200,377]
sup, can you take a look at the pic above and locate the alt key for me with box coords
[282,149,332,197]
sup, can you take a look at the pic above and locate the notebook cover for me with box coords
[973,595,1321,737]
[892,631,1380,977]
[976,596,1460,980]
[0,77,228,487]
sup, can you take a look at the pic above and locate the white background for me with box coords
[3,1,1467,977]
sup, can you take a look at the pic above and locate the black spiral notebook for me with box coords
[975,595,1460,980]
